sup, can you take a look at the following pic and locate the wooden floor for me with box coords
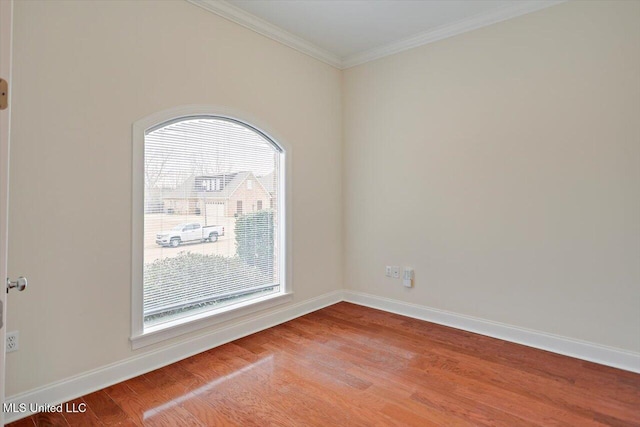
[8,302,640,426]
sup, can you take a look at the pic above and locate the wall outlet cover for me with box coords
[6,331,19,353]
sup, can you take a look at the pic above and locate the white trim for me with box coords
[342,0,565,68]
[131,293,293,349]
[186,0,342,69]
[4,290,343,424]
[186,0,564,69]
[131,110,145,340]
[131,104,293,349]
[0,1,13,425]
[343,291,640,374]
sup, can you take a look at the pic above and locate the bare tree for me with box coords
[145,153,171,189]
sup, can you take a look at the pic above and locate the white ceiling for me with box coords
[189,0,564,68]
[228,0,513,58]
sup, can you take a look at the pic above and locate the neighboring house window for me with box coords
[132,111,289,348]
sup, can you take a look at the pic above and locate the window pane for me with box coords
[143,117,281,327]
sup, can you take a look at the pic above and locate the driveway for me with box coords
[144,213,238,263]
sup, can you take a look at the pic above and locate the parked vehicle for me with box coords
[156,223,224,247]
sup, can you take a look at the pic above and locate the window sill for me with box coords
[130,292,293,350]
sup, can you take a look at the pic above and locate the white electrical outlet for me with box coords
[392,266,400,279]
[6,331,19,353]
[385,266,392,277]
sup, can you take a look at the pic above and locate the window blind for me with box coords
[143,117,281,326]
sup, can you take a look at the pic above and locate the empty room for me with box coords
[0,0,639,425]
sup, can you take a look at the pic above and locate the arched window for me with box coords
[132,109,289,348]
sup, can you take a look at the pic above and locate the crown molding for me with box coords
[341,0,566,68]
[187,0,565,70]
[186,0,342,69]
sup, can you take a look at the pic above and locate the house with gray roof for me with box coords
[162,171,272,220]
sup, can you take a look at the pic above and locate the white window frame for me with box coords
[131,105,292,349]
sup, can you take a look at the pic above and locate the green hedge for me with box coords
[235,210,274,277]
[143,252,271,322]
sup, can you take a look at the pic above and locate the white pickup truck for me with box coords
[155,223,225,247]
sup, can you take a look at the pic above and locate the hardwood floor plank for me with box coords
[8,302,640,427]
[177,394,240,427]
[231,345,377,426]
[106,373,204,427]
[60,398,103,427]
[31,411,69,427]
[103,382,154,427]
[82,391,130,426]
[5,418,36,427]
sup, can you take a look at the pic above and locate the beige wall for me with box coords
[343,1,640,353]
[6,0,342,395]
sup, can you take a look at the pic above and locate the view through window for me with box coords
[143,116,282,327]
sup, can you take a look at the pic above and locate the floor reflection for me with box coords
[143,354,273,420]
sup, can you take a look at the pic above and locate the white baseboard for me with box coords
[5,288,639,424]
[343,290,640,374]
[3,290,343,424]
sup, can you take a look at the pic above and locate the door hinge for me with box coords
[0,78,8,110]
